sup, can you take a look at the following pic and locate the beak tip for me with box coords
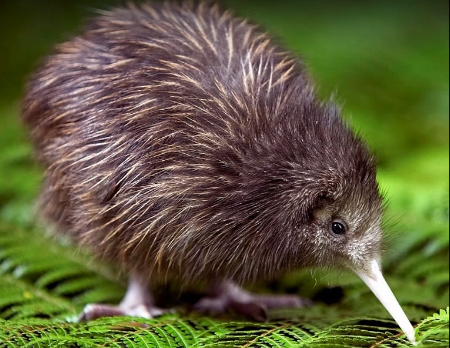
[406,332,417,346]
[355,260,417,346]
[407,330,417,346]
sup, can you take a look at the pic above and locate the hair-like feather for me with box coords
[22,2,383,285]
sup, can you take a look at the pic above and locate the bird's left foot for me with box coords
[194,280,312,321]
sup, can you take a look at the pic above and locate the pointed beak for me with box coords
[355,260,417,345]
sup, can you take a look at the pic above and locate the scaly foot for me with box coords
[79,302,170,321]
[194,280,313,321]
[78,275,172,321]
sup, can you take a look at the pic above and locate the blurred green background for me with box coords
[0,0,448,346]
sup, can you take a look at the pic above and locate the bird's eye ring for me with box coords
[330,220,347,235]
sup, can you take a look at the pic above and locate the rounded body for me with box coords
[22,2,381,284]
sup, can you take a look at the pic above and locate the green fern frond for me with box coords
[1,309,448,347]
[416,308,450,345]
[0,224,124,321]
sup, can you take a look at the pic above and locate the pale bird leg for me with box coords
[79,274,171,321]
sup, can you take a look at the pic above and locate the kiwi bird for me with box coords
[22,1,416,344]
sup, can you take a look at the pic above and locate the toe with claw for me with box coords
[194,280,312,321]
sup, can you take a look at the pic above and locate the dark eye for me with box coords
[330,220,346,235]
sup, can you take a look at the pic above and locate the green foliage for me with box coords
[0,0,448,347]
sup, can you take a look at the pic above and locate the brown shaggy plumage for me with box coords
[22,1,383,286]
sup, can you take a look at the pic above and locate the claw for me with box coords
[78,274,174,322]
[193,280,312,321]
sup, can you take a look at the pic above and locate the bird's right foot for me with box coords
[78,274,172,321]
[79,302,170,321]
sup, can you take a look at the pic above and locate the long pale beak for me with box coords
[355,260,417,345]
